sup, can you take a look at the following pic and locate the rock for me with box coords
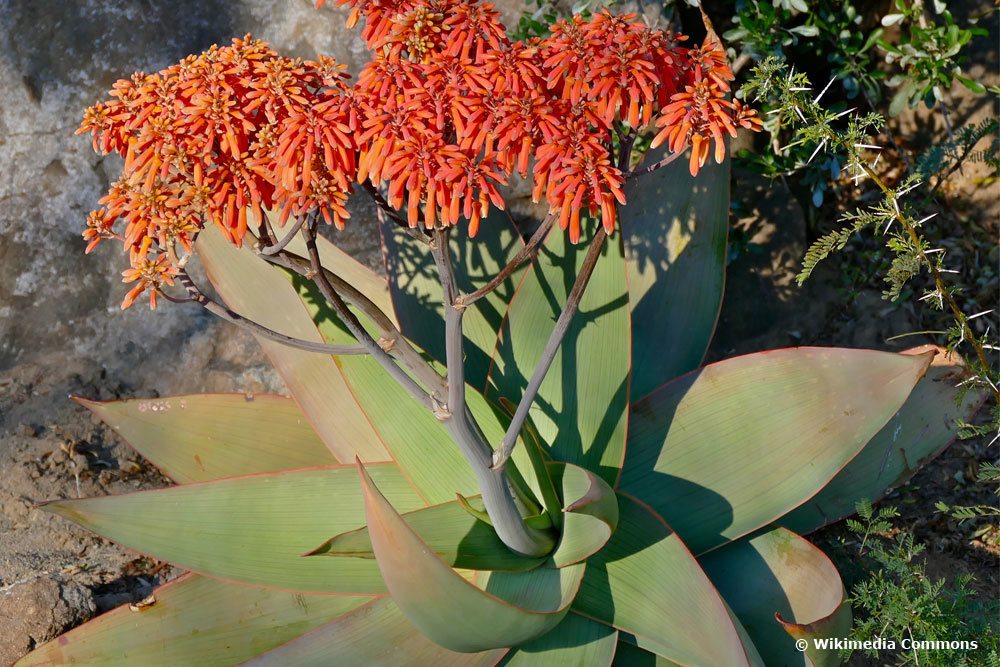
[0,0,527,395]
[0,577,97,666]
[13,423,39,438]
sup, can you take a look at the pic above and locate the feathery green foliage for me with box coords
[845,501,1000,666]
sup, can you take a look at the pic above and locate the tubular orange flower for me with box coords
[532,115,625,243]
[80,0,761,303]
[120,239,177,310]
[82,209,119,254]
[78,35,356,308]
[649,35,752,176]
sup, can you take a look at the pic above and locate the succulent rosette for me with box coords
[18,1,982,666]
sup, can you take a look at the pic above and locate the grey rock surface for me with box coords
[0,576,96,665]
[0,0,388,391]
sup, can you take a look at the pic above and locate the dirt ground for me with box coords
[0,3,997,666]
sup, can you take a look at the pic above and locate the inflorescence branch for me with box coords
[432,226,555,557]
[167,265,369,356]
[252,221,449,402]
[456,213,555,308]
[492,227,608,470]
[302,222,437,410]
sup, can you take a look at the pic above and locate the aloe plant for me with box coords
[19,2,984,665]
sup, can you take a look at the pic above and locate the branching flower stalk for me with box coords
[76,0,762,555]
[744,59,999,409]
[170,262,369,357]
[431,226,556,555]
[493,227,608,470]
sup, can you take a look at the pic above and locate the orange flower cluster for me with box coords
[78,37,357,308]
[80,0,761,307]
[326,0,759,242]
[651,39,762,176]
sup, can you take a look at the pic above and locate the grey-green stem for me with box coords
[303,224,436,411]
[492,228,608,470]
[431,228,555,557]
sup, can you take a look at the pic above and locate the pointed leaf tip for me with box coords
[549,463,618,568]
[778,345,988,534]
[621,347,934,553]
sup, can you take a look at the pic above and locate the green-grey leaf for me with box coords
[358,461,584,652]
[74,394,335,483]
[44,465,424,593]
[700,527,851,667]
[197,226,389,462]
[500,613,618,666]
[779,345,986,534]
[307,496,544,571]
[380,213,524,391]
[490,227,630,485]
[612,641,679,666]
[289,243,548,510]
[622,144,729,398]
[245,597,507,666]
[548,462,618,568]
[619,347,932,553]
[15,574,371,667]
[572,493,752,666]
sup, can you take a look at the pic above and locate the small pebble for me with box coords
[14,423,39,438]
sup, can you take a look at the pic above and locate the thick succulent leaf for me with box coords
[358,461,584,652]
[15,574,370,667]
[489,227,630,485]
[380,213,523,392]
[74,394,335,483]
[700,527,851,667]
[619,347,933,554]
[612,641,679,666]
[780,345,987,534]
[43,465,424,593]
[611,605,764,666]
[294,274,478,504]
[572,493,752,666]
[292,250,550,508]
[282,230,397,323]
[500,613,618,666]
[548,462,619,568]
[245,597,507,666]
[622,152,729,399]
[307,496,544,571]
[197,226,389,461]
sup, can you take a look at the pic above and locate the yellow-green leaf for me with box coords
[779,345,987,534]
[197,227,389,462]
[489,228,630,485]
[358,460,584,652]
[44,465,423,593]
[307,496,544,572]
[245,597,507,666]
[74,394,335,483]
[572,493,752,666]
[700,527,851,667]
[622,151,729,398]
[620,347,932,553]
[16,574,370,667]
